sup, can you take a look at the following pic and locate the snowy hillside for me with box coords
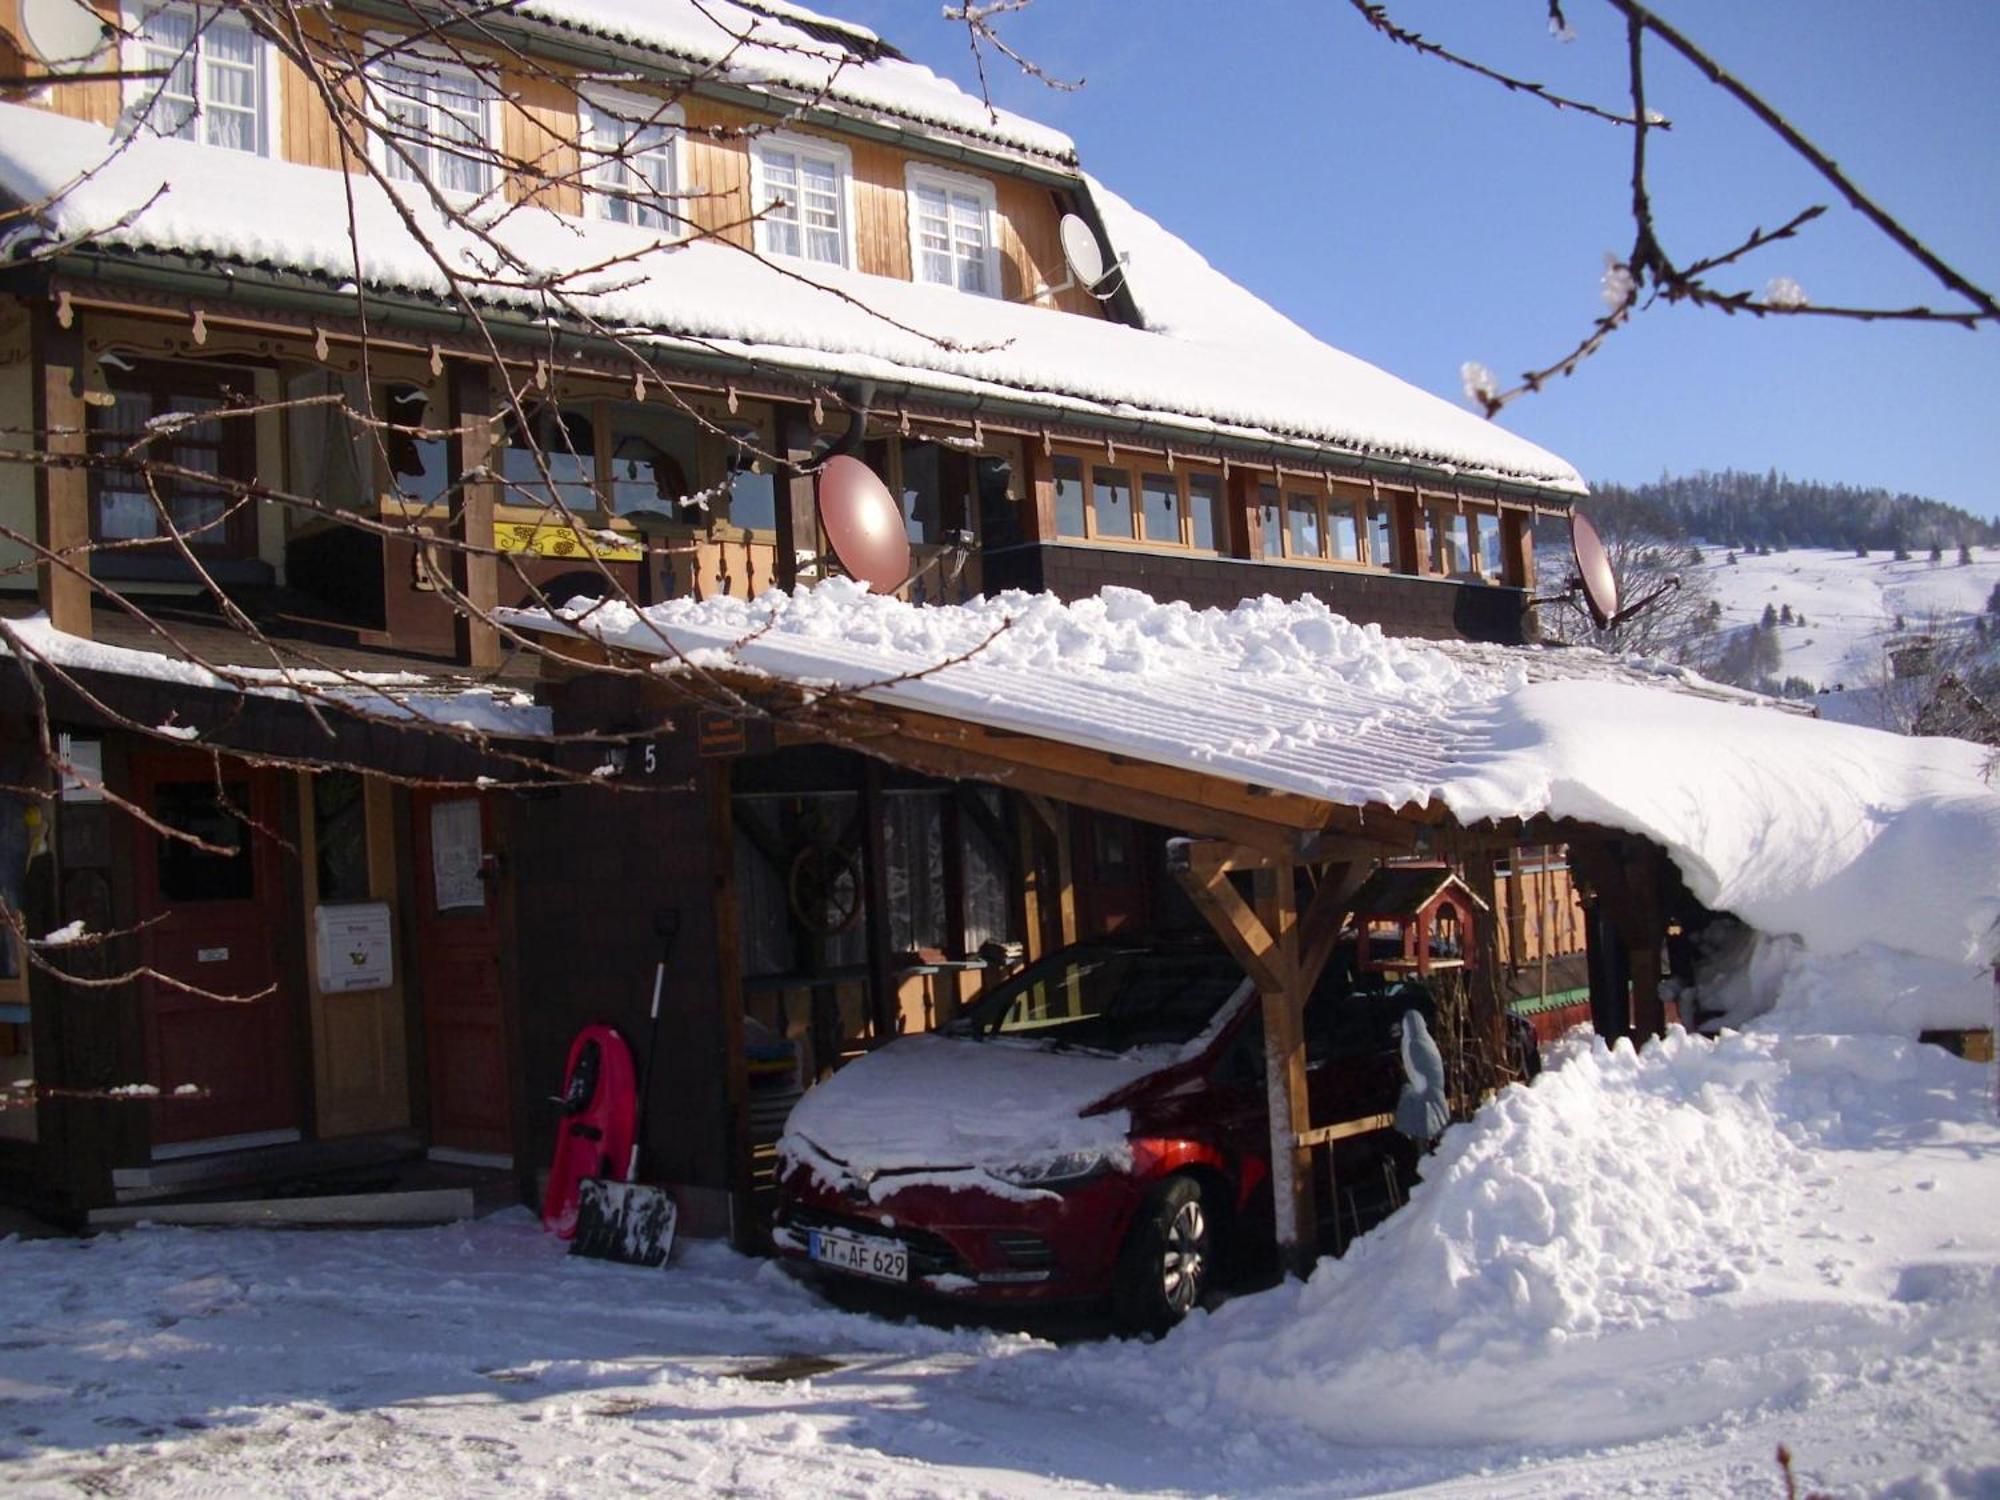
[1695,545,2000,700]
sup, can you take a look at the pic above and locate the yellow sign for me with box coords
[494,521,642,562]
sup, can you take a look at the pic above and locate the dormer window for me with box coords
[126,1,271,154]
[580,90,681,231]
[905,165,999,296]
[751,135,852,267]
[369,48,498,198]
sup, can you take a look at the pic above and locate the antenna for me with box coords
[1027,213,1129,304]
[20,0,111,72]
[1526,508,1681,634]
[817,455,909,596]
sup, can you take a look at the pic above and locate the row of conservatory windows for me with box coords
[121,4,1002,292]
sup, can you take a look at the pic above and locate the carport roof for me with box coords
[503,581,2000,966]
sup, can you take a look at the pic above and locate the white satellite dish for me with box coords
[1059,213,1108,289]
[21,0,111,72]
[1026,211,1128,304]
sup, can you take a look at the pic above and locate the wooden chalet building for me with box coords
[0,0,1608,1234]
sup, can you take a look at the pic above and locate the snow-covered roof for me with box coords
[0,106,1582,492]
[503,0,1075,163]
[0,614,552,739]
[505,581,2000,967]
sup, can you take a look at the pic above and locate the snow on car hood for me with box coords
[778,1033,1171,1184]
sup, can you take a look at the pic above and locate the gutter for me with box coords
[15,246,1581,507]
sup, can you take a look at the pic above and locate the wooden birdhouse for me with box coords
[1347,863,1489,978]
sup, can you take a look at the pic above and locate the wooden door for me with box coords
[304,772,410,1139]
[411,789,512,1160]
[132,754,297,1147]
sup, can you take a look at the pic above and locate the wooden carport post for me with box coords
[1170,842,1315,1277]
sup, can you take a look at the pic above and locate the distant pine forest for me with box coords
[1585,470,1999,551]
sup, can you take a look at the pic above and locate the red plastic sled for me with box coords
[541,1024,637,1239]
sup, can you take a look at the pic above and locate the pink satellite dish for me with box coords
[817,455,909,595]
[1571,509,1619,629]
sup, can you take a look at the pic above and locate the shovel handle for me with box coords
[626,921,677,1184]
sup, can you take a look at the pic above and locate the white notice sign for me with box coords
[314,901,394,994]
[430,799,486,911]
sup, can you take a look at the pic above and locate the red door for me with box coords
[131,754,297,1146]
[411,790,512,1159]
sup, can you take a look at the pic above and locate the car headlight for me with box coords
[990,1150,1110,1188]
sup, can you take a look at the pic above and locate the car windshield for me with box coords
[947,939,1245,1055]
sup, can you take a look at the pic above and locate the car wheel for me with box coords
[1112,1175,1212,1335]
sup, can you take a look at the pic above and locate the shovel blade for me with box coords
[569,1177,678,1268]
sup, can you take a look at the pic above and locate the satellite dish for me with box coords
[20,0,111,72]
[1059,213,1107,289]
[817,455,909,596]
[1571,509,1619,629]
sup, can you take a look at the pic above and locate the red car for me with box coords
[772,932,1430,1331]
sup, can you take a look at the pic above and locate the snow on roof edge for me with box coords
[501,0,1077,166]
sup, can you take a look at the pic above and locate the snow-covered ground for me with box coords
[2,950,1993,1499]
[1696,545,2000,699]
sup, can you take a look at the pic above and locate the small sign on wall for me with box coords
[314,901,395,994]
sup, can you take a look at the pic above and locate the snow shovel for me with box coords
[570,912,681,1268]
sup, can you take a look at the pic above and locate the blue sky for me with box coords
[837,1,2000,518]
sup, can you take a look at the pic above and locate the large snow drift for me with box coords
[512,581,2000,971]
[1067,948,2000,1460]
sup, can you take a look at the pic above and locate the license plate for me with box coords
[808,1228,908,1283]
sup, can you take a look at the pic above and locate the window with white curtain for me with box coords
[580,91,680,231]
[127,2,270,154]
[370,48,496,197]
[752,136,850,266]
[905,165,998,295]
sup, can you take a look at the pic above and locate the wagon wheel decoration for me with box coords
[788,842,864,936]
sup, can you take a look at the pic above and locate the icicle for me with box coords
[1104,436,1115,463]
[313,327,329,363]
[190,307,207,345]
[972,418,983,448]
[55,290,73,329]
[429,343,444,377]
[811,394,824,426]
[726,385,739,415]
[1039,427,1051,457]
[632,369,645,401]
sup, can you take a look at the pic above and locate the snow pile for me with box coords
[1081,989,2000,1452]
[0,105,1582,490]
[1700,932,1997,1035]
[512,580,2000,969]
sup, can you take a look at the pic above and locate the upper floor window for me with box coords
[580,90,681,231]
[370,47,497,198]
[127,1,270,154]
[752,135,851,267]
[906,165,999,296]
